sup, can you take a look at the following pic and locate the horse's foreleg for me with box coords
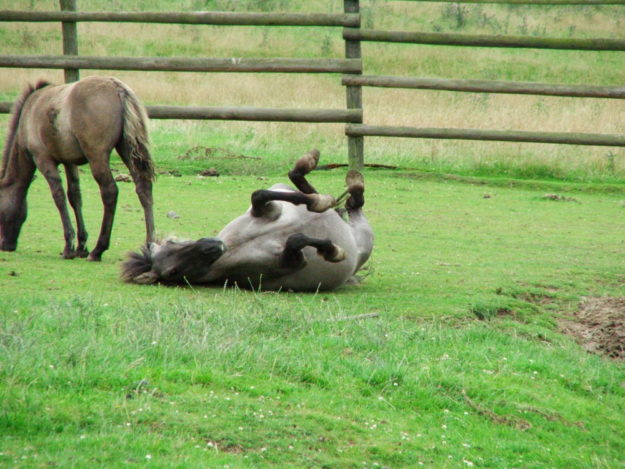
[88,161,118,262]
[64,164,89,258]
[251,189,335,218]
[288,149,320,194]
[279,233,346,269]
[37,160,77,259]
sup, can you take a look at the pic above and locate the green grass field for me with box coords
[1,166,624,467]
[2,1,625,467]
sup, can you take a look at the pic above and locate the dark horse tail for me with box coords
[112,78,155,183]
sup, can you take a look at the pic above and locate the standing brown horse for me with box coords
[0,76,155,261]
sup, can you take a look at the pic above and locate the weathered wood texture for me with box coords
[147,106,362,122]
[344,0,364,170]
[0,10,360,27]
[59,0,79,83]
[344,28,625,51]
[346,125,625,147]
[0,55,362,74]
[0,102,360,122]
[342,75,625,99]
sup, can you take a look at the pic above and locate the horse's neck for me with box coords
[0,143,35,189]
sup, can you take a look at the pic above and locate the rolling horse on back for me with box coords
[122,150,373,292]
[0,76,155,261]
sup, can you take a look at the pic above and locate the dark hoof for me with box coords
[87,253,102,262]
[322,244,346,263]
[346,170,365,210]
[61,250,77,259]
[76,248,90,258]
[294,149,320,175]
[308,193,336,212]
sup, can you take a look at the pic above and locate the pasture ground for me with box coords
[1,164,624,468]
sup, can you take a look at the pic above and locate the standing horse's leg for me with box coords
[35,158,77,259]
[87,157,119,262]
[64,164,89,258]
[279,233,346,269]
[345,170,373,271]
[116,141,155,244]
[288,149,320,194]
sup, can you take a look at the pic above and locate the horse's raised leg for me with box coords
[345,170,373,271]
[288,149,320,194]
[279,233,346,269]
[64,164,89,258]
[87,158,119,261]
[36,159,77,259]
[251,189,335,218]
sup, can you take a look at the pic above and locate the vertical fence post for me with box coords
[60,0,79,83]
[344,0,363,170]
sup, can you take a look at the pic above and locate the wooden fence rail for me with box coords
[0,55,361,74]
[343,28,625,51]
[342,75,625,99]
[0,10,359,27]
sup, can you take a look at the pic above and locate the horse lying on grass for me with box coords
[122,150,373,292]
[0,76,155,261]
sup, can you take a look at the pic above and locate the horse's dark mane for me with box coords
[120,244,153,282]
[1,80,51,181]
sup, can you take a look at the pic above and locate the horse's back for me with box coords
[19,77,125,162]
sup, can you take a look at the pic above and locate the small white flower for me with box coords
[145,454,152,460]
[463,459,474,467]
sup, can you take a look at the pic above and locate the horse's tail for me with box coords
[112,78,155,183]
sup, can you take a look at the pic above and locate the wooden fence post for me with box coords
[59,0,79,83]
[344,0,363,170]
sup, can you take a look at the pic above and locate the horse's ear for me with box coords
[133,270,159,284]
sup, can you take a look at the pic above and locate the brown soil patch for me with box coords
[559,297,625,359]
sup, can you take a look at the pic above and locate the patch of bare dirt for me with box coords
[559,297,625,359]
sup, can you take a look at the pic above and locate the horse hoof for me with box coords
[76,249,90,258]
[294,149,320,174]
[308,194,335,212]
[324,245,346,263]
[61,250,76,259]
[345,170,365,210]
[87,253,102,262]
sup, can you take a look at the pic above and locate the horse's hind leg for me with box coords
[87,156,119,261]
[116,140,155,243]
[251,189,335,218]
[35,158,77,259]
[345,170,373,271]
[288,149,320,194]
[279,233,346,269]
[64,164,89,257]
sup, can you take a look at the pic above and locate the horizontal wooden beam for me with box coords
[344,28,625,51]
[0,10,360,27]
[342,75,625,99]
[0,55,362,74]
[346,124,625,147]
[0,102,361,122]
[147,106,362,122]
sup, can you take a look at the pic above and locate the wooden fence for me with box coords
[2,0,625,169]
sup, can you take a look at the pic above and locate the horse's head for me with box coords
[121,237,226,284]
[0,184,28,252]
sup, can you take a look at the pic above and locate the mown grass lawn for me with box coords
[1,166,624,468]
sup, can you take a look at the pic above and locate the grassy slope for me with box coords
[1,170,624,467]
